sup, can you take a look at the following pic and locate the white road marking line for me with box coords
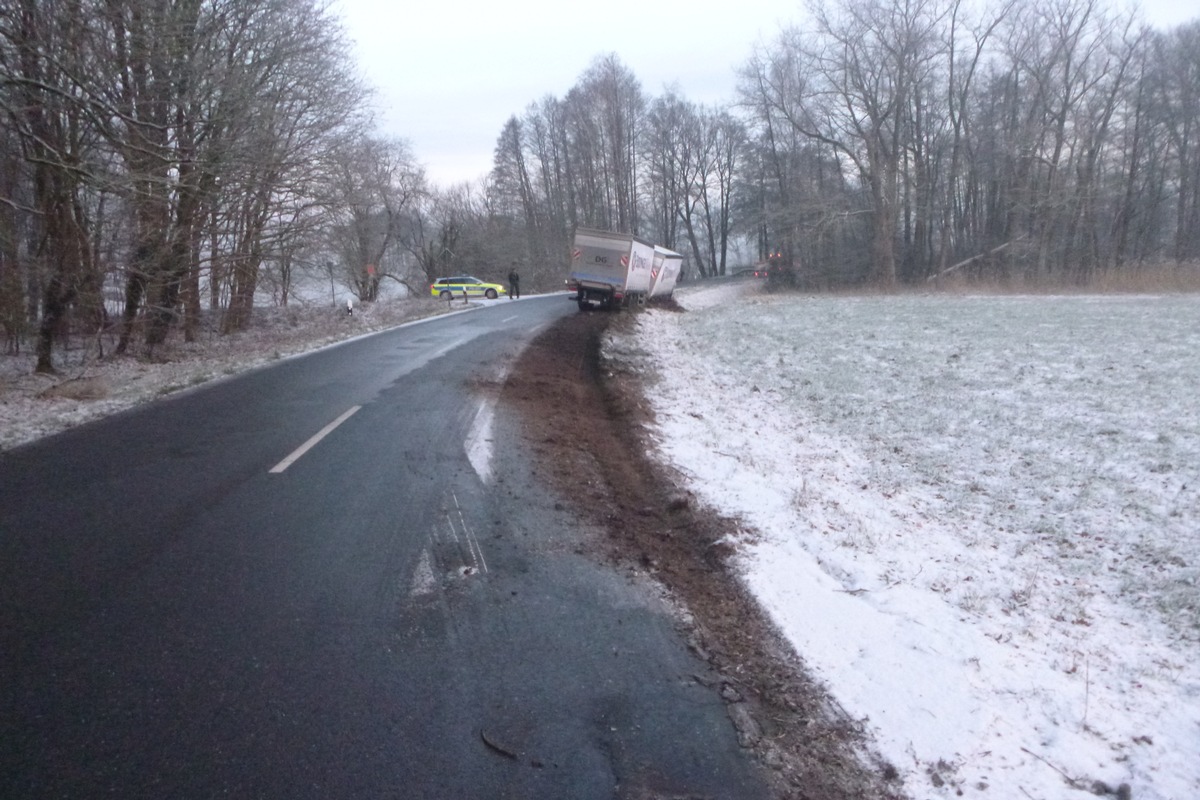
[269,406,361,473]
[501,315,518,323]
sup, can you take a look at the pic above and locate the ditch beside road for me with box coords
[499,308,906,800]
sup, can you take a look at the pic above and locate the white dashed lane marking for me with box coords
[269,406,361,473]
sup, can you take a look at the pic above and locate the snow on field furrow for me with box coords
[622,287,1200,800]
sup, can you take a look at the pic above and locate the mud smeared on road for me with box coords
[501,310,906,800]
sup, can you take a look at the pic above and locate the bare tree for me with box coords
[559,55,646,234]
[1155,21,1200,262]
[490,115,541,265]
[929,0,1015,281]
[400,186,493,288]
[644,92,700,255]
[646,98,744,278]
[695,108,744,277]
[0,0,105,372]
[323,135,424,302]
[739,0,944,287]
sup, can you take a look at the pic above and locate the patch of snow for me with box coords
[465,397,497,485]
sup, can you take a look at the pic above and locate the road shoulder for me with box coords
[500,310,907,800]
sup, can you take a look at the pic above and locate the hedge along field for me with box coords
[624,287,1200,799]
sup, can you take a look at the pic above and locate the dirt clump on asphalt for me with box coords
[500,310,906,800]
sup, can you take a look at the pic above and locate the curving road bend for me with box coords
[0,296,767,799]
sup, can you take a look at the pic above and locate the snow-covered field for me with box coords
[613,284,1199,800]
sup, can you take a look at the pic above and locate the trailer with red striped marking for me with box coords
[566,227,655,311]
[648,245,683,299]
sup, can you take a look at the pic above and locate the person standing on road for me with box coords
[507,265,520,299]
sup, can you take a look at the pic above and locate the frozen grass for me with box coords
[620,285,1200,799]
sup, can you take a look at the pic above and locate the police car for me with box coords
[429,276,507,299]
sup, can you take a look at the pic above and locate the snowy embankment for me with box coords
[610,284,1199,800]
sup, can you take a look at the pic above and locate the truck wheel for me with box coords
[577,298,591,311]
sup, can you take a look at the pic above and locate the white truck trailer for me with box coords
[648,245,683,300]
[567,227,655,311]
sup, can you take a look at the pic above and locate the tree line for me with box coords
[489,0,1200,290]
[2,0,1197,373]
[1,0,431,372]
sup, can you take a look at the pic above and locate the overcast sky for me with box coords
[333,0,1198,188]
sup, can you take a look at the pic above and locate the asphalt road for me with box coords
[0,297,767,799]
